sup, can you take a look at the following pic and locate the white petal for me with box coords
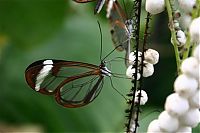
[181,57,199,79]
[143,62,154,77]
[193,44,200,61]
[189,17,200,43]
[179,14,192,30]
[129,122,136,132]
[147,119,162,133]
[134,90,148,105]
[178,0,196,13]
[176,30,186,45]
[174,74,198,98]
[174,20,180,29]
[145,0,165,15]
[189,89,200,108]
[126,65,141,80]
[179,108,200,127]
[144,49,159,64]
[158,111,179,132]
[129,51,142,65]
[176,126,192,133]
[165,93,189,116]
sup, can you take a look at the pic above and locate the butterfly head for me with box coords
[100,61,111,77]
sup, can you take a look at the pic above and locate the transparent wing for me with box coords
[55,76,104,108]
[110,20,129,51]
[25,60,100,95]
[25,60,104,107]
[109,1,129,51]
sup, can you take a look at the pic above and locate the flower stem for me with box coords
[182,32,191,60]
[165,0,181,74]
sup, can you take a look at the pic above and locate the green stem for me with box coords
[182,32,191,60]
[193,0,200,18]
[183,1,200,59]
[165,0,181,74]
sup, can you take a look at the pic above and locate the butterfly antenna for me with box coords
[97,20,103,61]
[102,44,122,61]
[109,77,128,102]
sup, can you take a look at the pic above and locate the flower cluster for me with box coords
[126,49,159,106]
[147,44,200,133]
[145,0,199,132]
[126,49,159,80]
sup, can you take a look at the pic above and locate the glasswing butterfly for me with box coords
[73,0,106,14]
[25,59,112,108]
[108,0,133,67]
[25,22,128,108]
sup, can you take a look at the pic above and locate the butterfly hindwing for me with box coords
[55,75,104,107]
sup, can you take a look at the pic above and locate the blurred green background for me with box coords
[0,0,199,132]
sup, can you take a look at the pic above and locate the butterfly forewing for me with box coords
[109,1,129,51]
[94,0,106,14]
[25,60,100,96]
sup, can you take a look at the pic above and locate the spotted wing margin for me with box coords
[73,0,96,3]
[109,1,129,51]
[25,60,100,95]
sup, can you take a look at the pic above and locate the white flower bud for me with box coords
[129,51,142,65]
[176,126,192,133]
[129,123,136,132]
[181,57,199,79]
[179,108,200,127]
[126,65,141,80]
[177,0,196,13]
[165,93,189,116]
[144,49,159,64]
[143,62,154,77]
[147,119,162,132]
[180,14,192,29]
[189,17,200,43]
[174,20,180,29]
[176,30,186,46]
[134,90,148,105]
[174,74,198,98]
[145,0,165,15]
[189,89,200,108]
[158,111,179,132]
[193,44,200,61]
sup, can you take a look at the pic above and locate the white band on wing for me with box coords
[35,60,53,91]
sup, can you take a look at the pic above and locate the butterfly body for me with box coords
[25,59,111,107]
